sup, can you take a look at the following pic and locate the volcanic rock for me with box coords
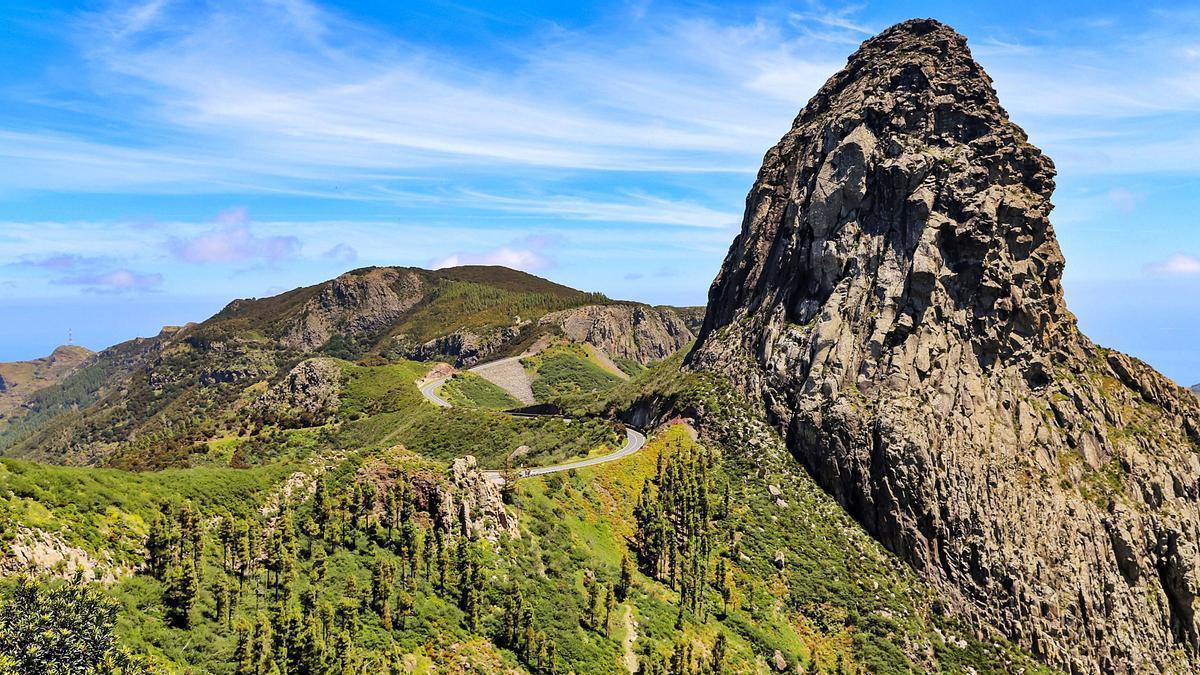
[689,18,1200,673]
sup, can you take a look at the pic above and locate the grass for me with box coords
[337,360,430,419]
[1,344,1063,673]
[437,372,523,411]
[523,342,623,402]
[0,458,289,570]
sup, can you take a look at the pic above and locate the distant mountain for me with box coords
[0,345,93,421]
[688,19,1200,672]
[0,265,693,467]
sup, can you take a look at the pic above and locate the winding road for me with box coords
[417,364,646,484]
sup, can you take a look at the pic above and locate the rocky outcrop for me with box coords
[284,268,424,351]
[689,19,1200,673]
[406,326,525,367]
[667,306,706,335]
[442,455,519,541]
[251,358,344,426]
[0,526,124,583]
[540,304,694,364]
[352,453,518,543]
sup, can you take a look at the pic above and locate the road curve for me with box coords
[419,378,453,408]
[417,365,645,484]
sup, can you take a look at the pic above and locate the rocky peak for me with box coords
[698,18,1065,393]
[690,18,1200,673]
[283,267,424,352]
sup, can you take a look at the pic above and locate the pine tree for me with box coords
[311,546,327,583]
[370,557,395,615]
[716,558,732,617]
[384,484,397,541]
[164,561,198,628]
[253,613,275,675]
[500,458,518,503]
[457,545,483,632]
[398,483,421,581]
[295,607,326,675]
[215,576,234,627]
[585,575,600,631]
[218,515,235,573]
[380,600,393,630]
[233,621,255,675]
[395,589,413,631]
[603,585,615,637]
[617,554,634,602]
[711,632,727,674]
[145,508,175,580]
[545,640,558,675]
[313,477,331,538]
[333,630,353,672]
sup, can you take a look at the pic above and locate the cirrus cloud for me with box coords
[1144,253,1200,277]
[54,268,163,293]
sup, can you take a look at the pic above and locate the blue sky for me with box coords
[3,1,1200,383]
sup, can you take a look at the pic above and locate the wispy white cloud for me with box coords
[432,234,558,272]
[1145,253,1200,277]
[1,0,1194,201]
[55,268,164,293]
[167,209,301,264]
[432,247,551,272]
[453,191,740,229]
[0,0,849,197]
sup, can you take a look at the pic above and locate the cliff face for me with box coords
[540,304,694,364]
[688,19,1200,673]
[283,268,426,352]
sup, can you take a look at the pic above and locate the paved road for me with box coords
[419,377,453,408]
[417,363,645,484]
[482,427,645,484]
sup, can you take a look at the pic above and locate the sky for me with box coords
[2,1,1200,383]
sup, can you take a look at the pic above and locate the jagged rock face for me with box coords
[443,456,519,541]
[406,326,525,367]
[284,268,424,351]
[251,358,344,426]
[689,19,1200,674]
[540,304,694,364]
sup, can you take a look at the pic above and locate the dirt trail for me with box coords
[621,604,638,673]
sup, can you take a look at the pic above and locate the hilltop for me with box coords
[0,265,693,468]
[0,345,93,428]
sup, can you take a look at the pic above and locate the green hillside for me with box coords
[0,267,619,468]
[436,372,524,411]
[524,342,624,403]
[0,352,1054,673]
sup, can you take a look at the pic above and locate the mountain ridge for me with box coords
[0,265,695,467]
